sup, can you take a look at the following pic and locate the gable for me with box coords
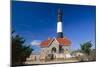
[48,39,59,47]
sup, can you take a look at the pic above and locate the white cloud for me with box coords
[31,40,41,46]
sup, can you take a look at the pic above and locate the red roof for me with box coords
[56,38,71,46]
[40,39,52,47]
[40,38,71,47]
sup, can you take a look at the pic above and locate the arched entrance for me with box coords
[50,47,56,60]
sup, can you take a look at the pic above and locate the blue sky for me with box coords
[12,1,96,53]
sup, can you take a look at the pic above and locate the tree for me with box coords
[12,32,33,66]
[79,41,94,61]
[80,41,92,55]
[89,48,96,61]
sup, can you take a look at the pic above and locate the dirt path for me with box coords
[31,59,80,64]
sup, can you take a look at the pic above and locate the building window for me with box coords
[51,47,56,53]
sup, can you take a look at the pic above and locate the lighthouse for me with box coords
[57,8,63,38]
[40,8,71,58]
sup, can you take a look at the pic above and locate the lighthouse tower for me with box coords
[57,8,63,38]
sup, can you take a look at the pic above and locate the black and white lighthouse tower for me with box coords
[57,8,63,38]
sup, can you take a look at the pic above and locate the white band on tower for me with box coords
[57,22,62,33]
